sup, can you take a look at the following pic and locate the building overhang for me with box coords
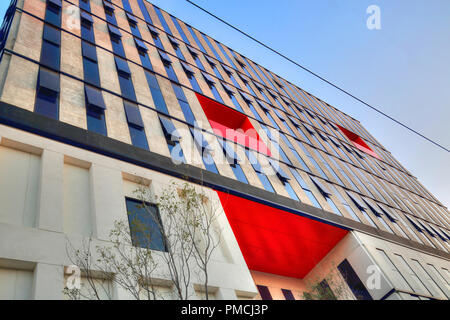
[217,191,349,279]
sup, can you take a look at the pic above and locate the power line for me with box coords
[185,0,450,153]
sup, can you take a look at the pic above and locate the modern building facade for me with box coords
[0,0,448,300]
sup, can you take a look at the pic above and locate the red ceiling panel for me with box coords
[337,125,381,159]
[196,93,271,156]
[217,191,349,279]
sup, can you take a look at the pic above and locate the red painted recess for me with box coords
[216,191,349,279]
[195,93,271,156]
[337,125,380,159]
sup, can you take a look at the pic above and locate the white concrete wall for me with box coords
[0,268,33,300]
[63,163,92,236]
[355,231,450,300]
[0,145,40,227]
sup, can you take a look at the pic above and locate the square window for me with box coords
[85,85,106,111]
[108,24,122,39]
[114,56,131,78]
[43,24,60,46]
[38,68,60,96]
[202,71,215,85]
[124,101,144,129]
[168,35,180,47]
[40,40,60,70]
[134,38,147,52]
[222,82,235,95]
[181,61,194,75]
[80,11,94,25]
[158,50,172,65]
[159,116,181,144]
[81,41,97,62]
[103,0,115,12]
[126,198,166,252]
[126,12,137,25]
[148,24,159,36]
[48,0,62,9]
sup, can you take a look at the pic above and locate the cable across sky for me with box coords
[185,0,450,153]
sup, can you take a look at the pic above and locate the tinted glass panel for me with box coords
[126,198,166,252]
[337,259,372,300]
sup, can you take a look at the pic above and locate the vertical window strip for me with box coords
[186,24,207,53]
[103,0,118,25]
[171,16,190,44]
[106,21,148,148]
[289,168,322,208]
[145,71,169,115]
[202,34,223,63]
[247,102,263,122]
[172,83,196,126]
[228,73,241,89]
[108,24,126,57]
[84,84,108,136]
[35,2,62,119]
[121,0,133,13]
[137,0,153,24]
[190,50,205,71]
[298,143,328,179]
[134,38,153,71]
[125,101,149,150]
[219,140,248,184]
[245,149,275,193]
[80,11,95,43]
[191,128,218,174]
[281,134,310,173]
[254,63,279,92]
[215,41,238,69]
[153,5,172,36]
[228,93,243,113]
[160,116,186,164]
[170,38,185,61]
[149,26,164,50]
[328,185,361,222]
[127,13,143,38]
[208,83,223,104]
[82,40,101,86]
[79,13,107,135]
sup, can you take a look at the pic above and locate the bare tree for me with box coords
[301,265,353,300]
[170,182,223,300]
[64,219,160,300]
[64,181,223,300]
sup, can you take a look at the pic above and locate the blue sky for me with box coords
[1,1,449,208]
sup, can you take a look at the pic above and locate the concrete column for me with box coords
[90,164,126,241]
[32,263,64,300]
[36,150,64,233]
